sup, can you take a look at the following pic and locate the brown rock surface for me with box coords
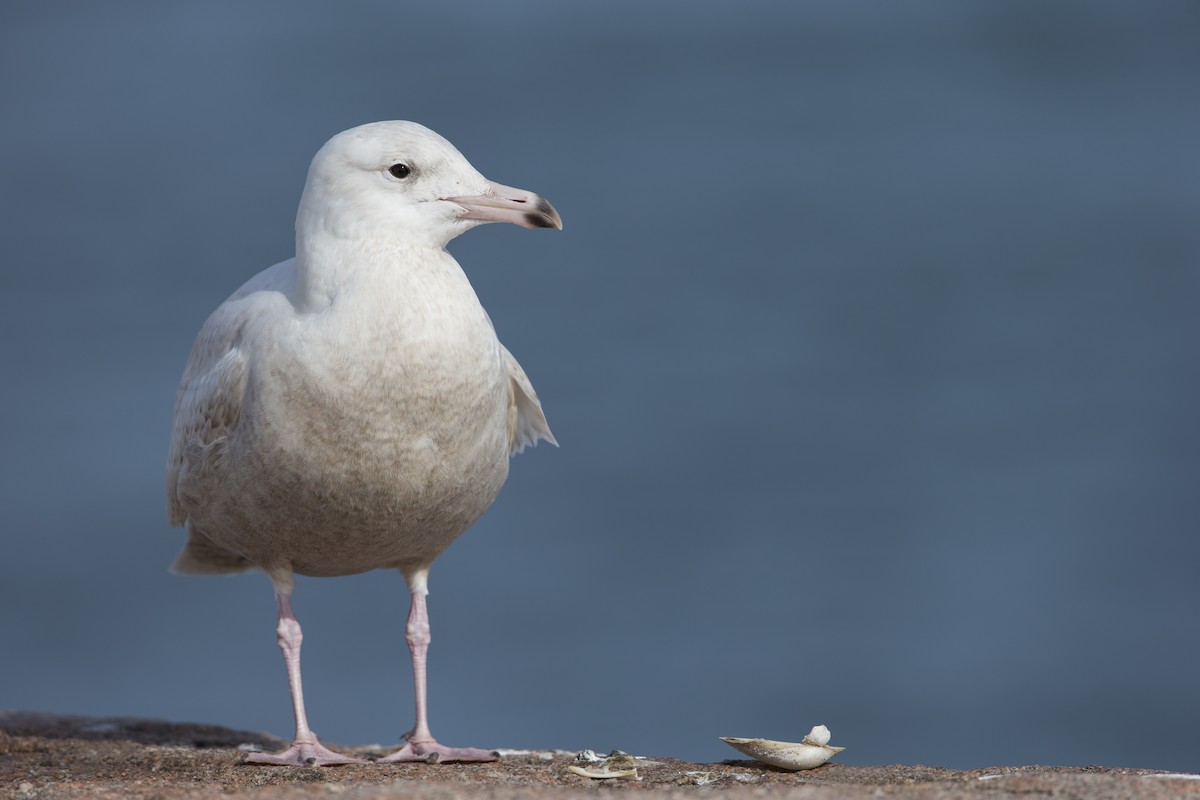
[2,711,1195,800]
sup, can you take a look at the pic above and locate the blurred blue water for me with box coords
[1,0,1198,771]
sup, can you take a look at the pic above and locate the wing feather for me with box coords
[501,345,557,455]
[165,260,294,525]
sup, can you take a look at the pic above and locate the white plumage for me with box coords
[166,121,560,765]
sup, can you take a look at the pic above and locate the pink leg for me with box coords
[245,585,364,766]
[379,585,496,763]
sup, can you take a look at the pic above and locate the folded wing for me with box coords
[501,345,557,455]
[166,261,294,525]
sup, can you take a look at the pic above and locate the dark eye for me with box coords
[388,163,412,179]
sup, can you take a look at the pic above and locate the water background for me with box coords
[2,0,1198,771]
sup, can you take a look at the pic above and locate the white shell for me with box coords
[803,724,831,746]
[720,725,844,771]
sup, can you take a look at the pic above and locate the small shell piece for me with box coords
[803,724,831,746]
[569,749,648,780]
[685,771,723,786]
[568,765,640,780]
[720,725,844,771]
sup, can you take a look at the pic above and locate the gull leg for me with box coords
[246,578,364,766]
[380,573,497,763]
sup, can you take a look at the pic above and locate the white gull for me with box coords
[166,121,561,765]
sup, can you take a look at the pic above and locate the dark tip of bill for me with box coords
[526,212,558,228]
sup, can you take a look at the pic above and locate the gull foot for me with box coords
[244,737,365,766]
[378,740,498,764]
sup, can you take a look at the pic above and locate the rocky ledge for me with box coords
[1,711,1195,799]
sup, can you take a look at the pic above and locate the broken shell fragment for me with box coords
[568,765,640,780]
[600,750,640,769]
[685,771,724,786]
[571,748,663,772]
[568,748,662,780]
[803,724,831,747]
[720,725,844,771]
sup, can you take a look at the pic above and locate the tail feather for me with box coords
[171,530,254,575]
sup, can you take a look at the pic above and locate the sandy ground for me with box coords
[1,712,1196,800]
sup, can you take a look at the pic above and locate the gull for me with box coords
[166,121,561,765]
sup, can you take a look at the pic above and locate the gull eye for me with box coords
[388,163,412,179]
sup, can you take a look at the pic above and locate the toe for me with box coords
[378,741,498,763]
[244,739,365,766]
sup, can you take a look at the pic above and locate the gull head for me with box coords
[296,121,561,250]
